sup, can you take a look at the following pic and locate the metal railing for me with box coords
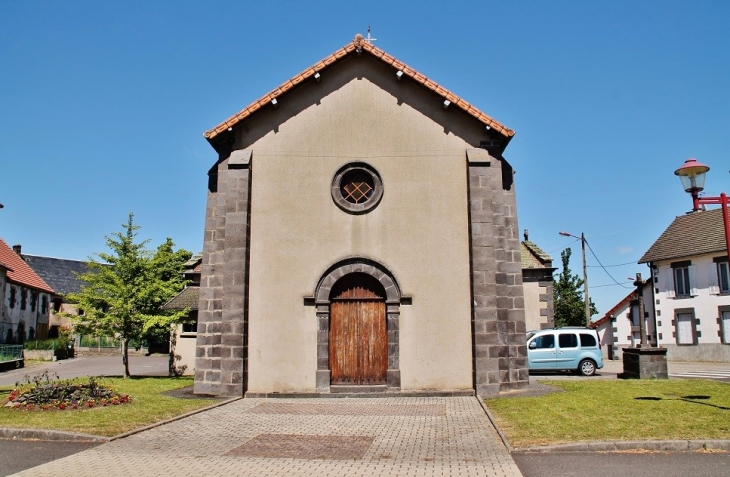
[0,344,23,363]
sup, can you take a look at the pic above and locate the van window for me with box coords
[580,333,597,347]
[533,335,555,349]
[558,333,578,348]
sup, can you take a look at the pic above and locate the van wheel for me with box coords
[578,359,596,376]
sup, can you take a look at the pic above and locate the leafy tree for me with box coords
[553,248,597,327]
[66,214,191,377]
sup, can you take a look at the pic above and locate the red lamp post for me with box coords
[674,158,730,261]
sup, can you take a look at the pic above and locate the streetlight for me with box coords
[559,231,591,326]
[674,158,730,261]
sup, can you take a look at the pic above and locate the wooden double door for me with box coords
[329,274,387,385]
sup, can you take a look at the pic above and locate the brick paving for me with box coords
[12,396,522,476]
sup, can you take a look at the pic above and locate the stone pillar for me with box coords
[194,150,251,396]
[619,347,668,379]
[467,148,529,396]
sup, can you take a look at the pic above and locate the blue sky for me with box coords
[1,1,729,317]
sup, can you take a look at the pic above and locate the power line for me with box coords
[587,260,639,268]
[584,238,631,289]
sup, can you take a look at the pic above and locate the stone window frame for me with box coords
[673,307,698,346]
[331,163,383,214]
[719,305,730,345]
[313,258,401,392]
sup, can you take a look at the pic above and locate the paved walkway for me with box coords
[11,396,522,477]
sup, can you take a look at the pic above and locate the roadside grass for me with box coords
[0,377,222,437]
[485,379,730,448]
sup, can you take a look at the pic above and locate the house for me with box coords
[18,246,91,338]
[0,239,54,343]
[591,277,656,360]
[193,34,529,397]
[638,208,730,361]
[162,253,202,374]
[521,230,555,331]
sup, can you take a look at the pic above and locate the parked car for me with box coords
[526,327,604,376]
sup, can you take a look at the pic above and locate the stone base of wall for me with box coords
[619,347,668,379]
[662,344,730,362]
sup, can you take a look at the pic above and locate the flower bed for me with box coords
[4,371,130,410]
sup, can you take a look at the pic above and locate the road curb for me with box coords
[513,439,730,453]
[109,396,242,441]
[0,428,108,443]
[478,397,730,454]
[475,395,513,452]
[0,396,242,443]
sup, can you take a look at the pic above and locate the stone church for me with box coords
[193,35,529,397]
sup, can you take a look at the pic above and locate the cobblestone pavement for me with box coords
[12,396,522,477]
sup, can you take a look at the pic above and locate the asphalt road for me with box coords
[0,355,169,386]
[513,450,730,477]
[0,439,101,477]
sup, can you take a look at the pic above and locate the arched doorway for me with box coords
[313,258,401,392]
[329,273,387,385]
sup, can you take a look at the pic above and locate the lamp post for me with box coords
[674,158,730,262]
[559,231,591,326]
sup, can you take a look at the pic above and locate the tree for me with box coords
[553,248,597,327]
[67,214,191,377]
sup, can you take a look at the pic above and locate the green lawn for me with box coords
[485,379,730,448]
[0,377,222,437]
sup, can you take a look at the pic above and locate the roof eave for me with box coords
[204,35,514,152]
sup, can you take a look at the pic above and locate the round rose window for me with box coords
[331,163,383,214]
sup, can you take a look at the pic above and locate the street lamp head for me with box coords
[674,158,710,194]
[559,231,571,237]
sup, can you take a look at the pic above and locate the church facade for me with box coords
[193,35,529,397]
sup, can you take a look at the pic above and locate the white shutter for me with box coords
[722,311,730,344]
[677,313,694,344]
[664,267,675,298]
[689,265,699,297]
[709,264,720,295]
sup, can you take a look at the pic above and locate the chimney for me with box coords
[12,244,21,255]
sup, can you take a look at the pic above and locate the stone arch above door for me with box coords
[314,258,401,392]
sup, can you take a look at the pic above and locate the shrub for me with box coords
[4,370,131,410]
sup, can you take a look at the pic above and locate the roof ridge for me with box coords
[204,34,514,142]
[0,238,55,294]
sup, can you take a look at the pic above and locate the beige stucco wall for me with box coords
[238,58,476,393]
[173,325,197,376]
[523,281,547,331]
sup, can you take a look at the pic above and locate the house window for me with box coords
[717,260,729,294]
[30,291,38,312]
[20,289,27,310]
[41,295,48,314]
[182,322,198,334]
[676,311,696,345]
[672,261,692,297]
[9,287,16,309]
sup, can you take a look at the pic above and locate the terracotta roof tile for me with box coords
[204,34,515,141]
[0,238,54,294]
[639,208,728,263]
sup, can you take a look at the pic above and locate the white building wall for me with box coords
[2,283,50,342]
[652,252,730,361]
[595,284,656,360]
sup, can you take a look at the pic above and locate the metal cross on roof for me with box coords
[365,25,377,44]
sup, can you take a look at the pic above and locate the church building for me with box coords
[193,35,529,397]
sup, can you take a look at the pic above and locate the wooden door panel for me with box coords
[330,296,387,386]
[359,300,387,384]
